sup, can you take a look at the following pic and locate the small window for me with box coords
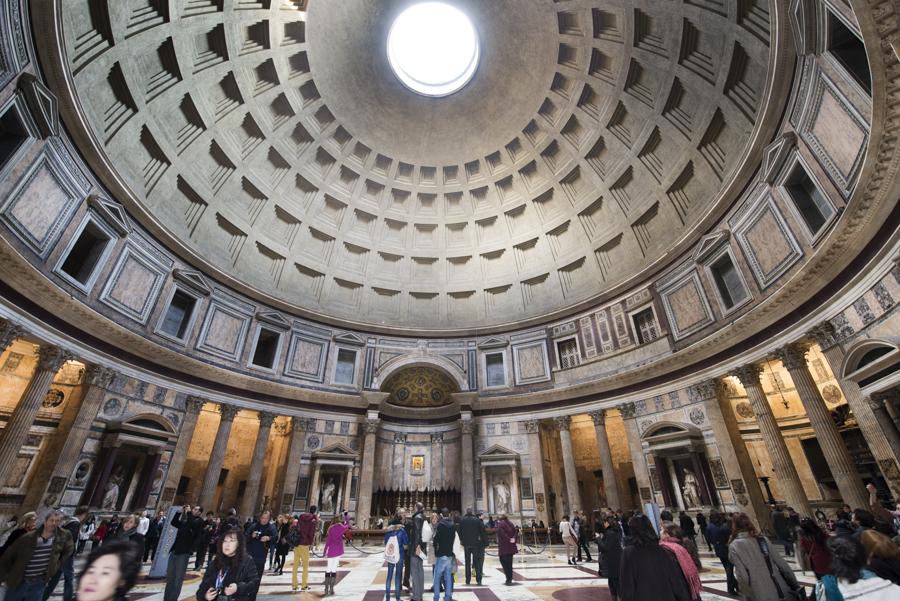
[0,104,29,171]
[709,253,748,310]
[159,289,197,340]
[485,352,505,387]
[59,221,112,285]
[632,308,659,344]
[557,339,580,370]
[828,12,871,94]
[251,328,280,368]
[334,348,357,384]
[784,163,834,236]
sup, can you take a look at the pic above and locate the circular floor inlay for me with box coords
[387,2,480,97]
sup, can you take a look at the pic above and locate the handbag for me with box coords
[758,538,804,601]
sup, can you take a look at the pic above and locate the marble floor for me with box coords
[56,543,818,601]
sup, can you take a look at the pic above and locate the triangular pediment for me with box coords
[17,73,58,138]
[87,195,131,236]
[314,442,357,457]
[692,231,730,263]
[173,269,212,296]
[479,444,517,457]
[789,0,814,56]
[761,132,796,184]
[333,332,366,346]
[256,311,290,329]
[477,337,508,349]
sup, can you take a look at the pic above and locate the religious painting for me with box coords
[411,455,425,472]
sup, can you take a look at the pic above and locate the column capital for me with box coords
[806,322,838,350]
[618,402,637,419]
[85,365,118,389]
[185,395,205,413]
[393,431,407,443]
[588,409,606,426]
[273,418,290,436]
[773,343,810,371]
[364,417,380,434]
[523,419,541,434]
[37,345,73,372]
[554,415,572,431]
[257,411,277,428]
[218,403,240,421]
[460,418,475,435]
[688,379,720,403]
[731,364,763,387]
[291,415,307,432]
[0,320,26,352]
[431,431,444,443]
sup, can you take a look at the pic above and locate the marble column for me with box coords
[588,409,621,510]
[342,468,353,514]
[460,418,476,512]
[431,432,444,490]
[26,365,118,510]
[808,323,900,494]
[160,396,204,507]
[0,345,73,486]
[731,364,812,517]
[620,402,652,508]
[774,343,868,509]
[0,320,25,354]
[240,411,276,519]
[554,416,581,514]
[480,464,490,513]
[198,404,239,510]
[355,418,379,527]
[308,462,323,513]
[278,417,308,512]
[524,420,549,525]
[692,379,769,527]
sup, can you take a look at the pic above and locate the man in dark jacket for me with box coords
[408,503,425,601]
[432,509,455,601]
[457,507,486,585]
[144,510,164,563]
[771,506,794,556]
[598,516,623,600]
[706,511,737,595]
[0,510,74,601]
[244,511,276,601]
[291,506,317,592]
[163,505,204,601]
[41,506,86,601]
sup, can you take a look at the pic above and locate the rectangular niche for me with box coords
[250,326,282,370]
[156,287,200,342]
[54,215,117,292]
[333,347,357,385]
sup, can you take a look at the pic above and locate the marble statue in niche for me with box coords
[320,478,336,513]
[682,469,701,508]
[102,466,125,510]
[494,480,510,514]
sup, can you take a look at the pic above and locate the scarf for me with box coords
[660,540,703,600]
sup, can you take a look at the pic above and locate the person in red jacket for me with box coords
[290,507,318,592]
[798,518,832,581]
[495,513,518,586]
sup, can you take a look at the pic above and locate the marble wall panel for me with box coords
[734,194,803,289]
[658,269,714,340]
[513,340,550,385]
[99,245,167,324]
[196,293,253,361]
[283,332,328,381]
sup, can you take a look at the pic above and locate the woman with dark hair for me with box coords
[860,529,900,585]
[196,527,259,601]
[728,513,801,601]
[707,511,737,595]
[660,524,702,601]
[271,515,290,576]
[619,515,691,601]
[815,535,900,600]
[76,539,142,601]
[798,518,832,582]
[599,515,623,600]
[116,515,145,551]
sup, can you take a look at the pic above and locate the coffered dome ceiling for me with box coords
[55,0,785,332]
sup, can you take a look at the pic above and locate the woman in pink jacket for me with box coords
[321,513,351,596]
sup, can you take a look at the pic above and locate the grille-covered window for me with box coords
[557,338,580,369]
[632,308,659,344]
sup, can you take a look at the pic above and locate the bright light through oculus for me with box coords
[387,2,480,97]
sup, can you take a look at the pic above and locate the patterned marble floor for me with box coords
[55,543,818,601]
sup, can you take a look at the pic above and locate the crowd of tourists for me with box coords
[1,481,899,601]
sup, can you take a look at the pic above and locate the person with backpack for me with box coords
[384,514,409,601]
[290,508,317,592]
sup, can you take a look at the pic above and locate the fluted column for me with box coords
[774,344,868,509]
[731,364,812,517]
[691,379,769,527]
[279,417,308,512]
[554,416,581,514]
[0,320,25,355]
[0,345,73,486]
[460,417,476,512]
[355,418,379,527]
[26,365,118,510]
[160,396,205,507]
[808,323,900,494]
[524,420,549,525]
[198,404,239,510]
[240,411,276,519]
[588,410,622,510]
[620,402,652,508]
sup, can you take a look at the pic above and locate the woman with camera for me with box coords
[196,527,259,601]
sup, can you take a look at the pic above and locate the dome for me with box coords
[49,0,787,333]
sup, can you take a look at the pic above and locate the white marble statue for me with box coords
[321,478,336,513]
[682,469,701,508]
[101,470,122,510]
[494,480,511,514]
